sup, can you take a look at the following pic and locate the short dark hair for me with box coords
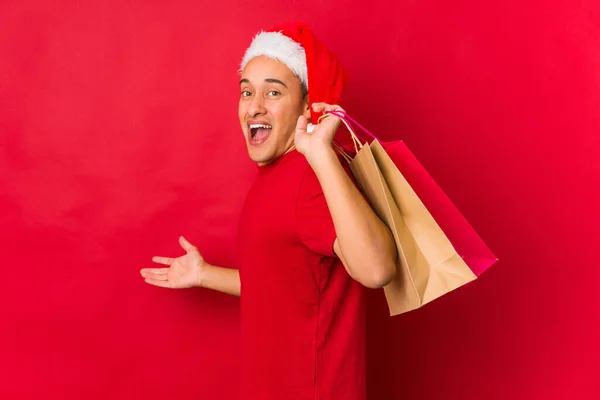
[301,82,308,98]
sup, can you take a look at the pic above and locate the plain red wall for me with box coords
[1,1,598,399]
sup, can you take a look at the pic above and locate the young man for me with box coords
[140,22,397,400]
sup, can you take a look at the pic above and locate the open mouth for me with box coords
[249,123,272,145]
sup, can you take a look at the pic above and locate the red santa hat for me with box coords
[240,22,349,124]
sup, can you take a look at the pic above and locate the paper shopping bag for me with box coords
[329,111,497,315]
[375,140,497,277]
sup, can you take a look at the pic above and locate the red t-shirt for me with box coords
[237,149,367,400]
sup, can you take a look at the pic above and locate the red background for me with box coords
[1,1,599,399]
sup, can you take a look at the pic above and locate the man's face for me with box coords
[239,56,310,165]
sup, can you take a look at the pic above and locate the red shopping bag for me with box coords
[329,111,497,314]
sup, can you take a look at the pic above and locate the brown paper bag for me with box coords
[330,115,483,315]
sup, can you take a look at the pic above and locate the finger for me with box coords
[312,103,345,114]
[141,272,169,281]
[144,278,171,288]
[152,256,174,265]
[179,236,196,253]
[148,273,168,281]
[141,267,169,275]
[311,102,327,112]
[142,273,168,282]
[324,104,345,114]
[295,115,308,134]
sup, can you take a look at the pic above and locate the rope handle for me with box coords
[314,109,381,165]
[327,110,379,141]
[317,111,366,162]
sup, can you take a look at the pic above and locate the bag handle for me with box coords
[332,140,353,164]
[317,109,381,164]
[317,111,366,159]
[327,110,379,141]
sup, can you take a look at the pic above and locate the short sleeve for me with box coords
[296,166,338,257]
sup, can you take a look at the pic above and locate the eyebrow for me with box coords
[239,78,288,88]
[265,78,287,88]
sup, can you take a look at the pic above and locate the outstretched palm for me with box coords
[140,236,205,289]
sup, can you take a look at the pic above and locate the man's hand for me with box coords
[140,236,206,289]
[294,102,344,165]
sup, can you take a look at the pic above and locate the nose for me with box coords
[247,93,266,117]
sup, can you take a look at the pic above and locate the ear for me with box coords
[302,95,311,122]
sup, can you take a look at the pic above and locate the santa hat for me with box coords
[240,22,349,123]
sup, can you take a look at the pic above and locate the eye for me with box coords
[241,90,252,98]
[267,90,281,97]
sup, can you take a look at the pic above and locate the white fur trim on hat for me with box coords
[240,31,308,89]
